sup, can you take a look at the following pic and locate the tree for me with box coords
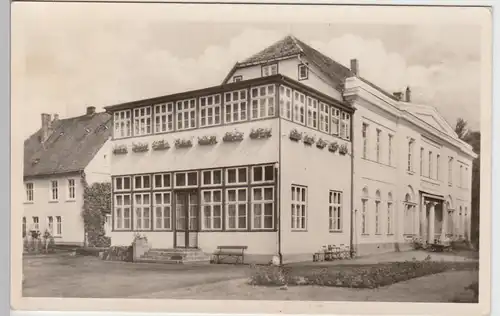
[455,118,469,140]
[456,118,480,249]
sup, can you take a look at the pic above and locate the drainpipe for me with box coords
[349,105,356,258]
[277,111,283,265]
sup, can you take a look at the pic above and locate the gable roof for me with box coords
[400,103,458,139]
[24,112,112,178]
[224,35,400,101]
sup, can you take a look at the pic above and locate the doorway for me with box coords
[174,190,199,248]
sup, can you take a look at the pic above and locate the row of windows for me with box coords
[406,140,469,188]
[360,193,394,236]
[290,185,343,232]
[23,216,62,236]
[280,85,350,139]
[361,123,393,165]
[24,179,76,203]
[113,187,275,231]
[113,165,276,192]
[113,84,351,141]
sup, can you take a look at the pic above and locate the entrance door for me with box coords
[174,191,199,248]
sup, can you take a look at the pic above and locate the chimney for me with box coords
[40,113,52,143]
[393,92,403,101]
[53,113,59,122]
[86,106,96,115]
[350,59,359,76]
[405,86,411,102]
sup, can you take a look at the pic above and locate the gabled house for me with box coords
[23,107,113,246]
[104,35,476,263]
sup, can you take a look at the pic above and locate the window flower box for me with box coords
[316,138,327,149]
[289,129,302,141]
[175,138,193,149]
[198,135,218,146]
[132,142,149,153]
[303,134,315,145]
[249,128,272,139]
[113,145,128,155]
[339,144,349,155]
[223,130,244,142]
[152,140,170,151]
[328,142,339,153]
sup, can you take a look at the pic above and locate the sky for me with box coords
[12,3,483,139]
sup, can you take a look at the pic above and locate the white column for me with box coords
[441,202,447,241]
[421,199,428,242]
[428,202,436,242]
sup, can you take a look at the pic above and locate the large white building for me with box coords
[105,35,476,263]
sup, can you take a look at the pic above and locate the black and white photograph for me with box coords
[10,2,492,315]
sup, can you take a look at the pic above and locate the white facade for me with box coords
[344,77,475,255]
[23,139,112,245]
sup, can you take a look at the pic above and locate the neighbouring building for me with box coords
[105,35,476,263]
[23,107,112,246]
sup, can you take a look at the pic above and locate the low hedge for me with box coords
[100,246,133,262]
[248,260,478,289]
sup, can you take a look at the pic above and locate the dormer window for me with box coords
[261,63,278,77]
[233,76,243,83]
[298,64,308,80]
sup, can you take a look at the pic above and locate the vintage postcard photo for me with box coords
[10,2,492,315]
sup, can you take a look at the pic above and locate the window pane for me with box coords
[264,166,274,181]
[264,188,273,200]
[188,172,197,185]
[238,168,247,183]
[213,170,222,184]
[227,169,236,183]
[253,167,263,182]
[238,189,246,201]
[203,171,211,185]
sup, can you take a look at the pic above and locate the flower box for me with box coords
[113,145,128,155]
[223,131,244,142]
[316,138,327,149]
[328,142,339,153]
[303,134,315,145]
[339,144,349,155]
[132,142,149,153]
[289,129,302,141]
[249,128,272,139]
[198,135,218,146]
[152,140,170,151]
[175,138,193,149]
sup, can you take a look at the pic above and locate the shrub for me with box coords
[81,179,112,248]
[248,261,478,289]
[100,246,133,262]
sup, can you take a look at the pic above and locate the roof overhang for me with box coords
[344,76,478,160]
[104,74,354,114]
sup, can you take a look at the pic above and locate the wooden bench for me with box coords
[212,246,248,264]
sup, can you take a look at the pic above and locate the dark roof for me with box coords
[24,112,112,178]
[104,74,353,113]
[231,35,399,101]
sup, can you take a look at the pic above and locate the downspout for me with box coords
[349,104,356,258]
[277,89,283,265]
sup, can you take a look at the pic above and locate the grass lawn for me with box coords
[22,252,479,302]
[23,254,252,298]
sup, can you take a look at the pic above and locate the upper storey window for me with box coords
[261,63,278,77]
[114,110,132,139]
[133,107,152,136]
[176,99,196,130]
[293,91,306,125]
[199,94,221,127]
[251,84,275,119]
[298,64,308,81]
[224,89,247,123]
[154,103,174,133]
[279,85,293,120]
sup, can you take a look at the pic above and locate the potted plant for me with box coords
[316,138,327,149]
[339,144,349,155]
[249,128,272,139]
[132,142,149,153]
[175,138,193,149]
[112,144,128,155]
[222,130,244,142]
[288,129,302,141]
[152,139,170,151]
[198,135,218,146]
[303,134,315,145]
[328,142,339,153]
